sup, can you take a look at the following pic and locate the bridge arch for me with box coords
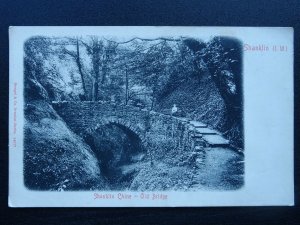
[92,118,147,145]
[80,117,147,189]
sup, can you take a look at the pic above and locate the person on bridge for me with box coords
[171,104,178,116]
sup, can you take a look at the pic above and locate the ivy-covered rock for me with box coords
[24,100,107,190]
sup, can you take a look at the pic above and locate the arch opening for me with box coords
[84,122,147,190]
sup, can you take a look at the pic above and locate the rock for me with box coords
[202,134,230,147]
[25,77,49,101]
[194,146,202,151]
[189,121,207,128]
[24,100,106,190]
[195,127,217,134]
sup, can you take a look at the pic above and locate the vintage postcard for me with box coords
[9,26,294,207]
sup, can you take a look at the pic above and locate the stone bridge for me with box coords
[52,101,229,158]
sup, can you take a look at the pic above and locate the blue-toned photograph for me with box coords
[23,35,244,191]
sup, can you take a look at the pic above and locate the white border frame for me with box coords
[9,26,294,207]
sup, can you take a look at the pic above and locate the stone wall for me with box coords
[52,101,193,159]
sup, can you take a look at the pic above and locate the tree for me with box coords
[201,37,243,145]
[58,37,90,100]
[81,36,117,101]
[204,38,242,113]
[24,36,69,101]
[125,40,174,109]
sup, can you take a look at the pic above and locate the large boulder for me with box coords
[24,100,107,190]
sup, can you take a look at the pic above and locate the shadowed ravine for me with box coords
[84,123,147,190]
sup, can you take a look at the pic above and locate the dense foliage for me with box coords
[24,35,243,147]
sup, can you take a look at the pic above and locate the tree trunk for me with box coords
[92,58,100,101]
[150,96,155,110]
[93,80,99,101]
[125,67,129,105]
[101,65,107,85]
[76,38,88,100]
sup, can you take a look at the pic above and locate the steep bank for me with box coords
[156,73,243,147]
[24,100,107,190]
